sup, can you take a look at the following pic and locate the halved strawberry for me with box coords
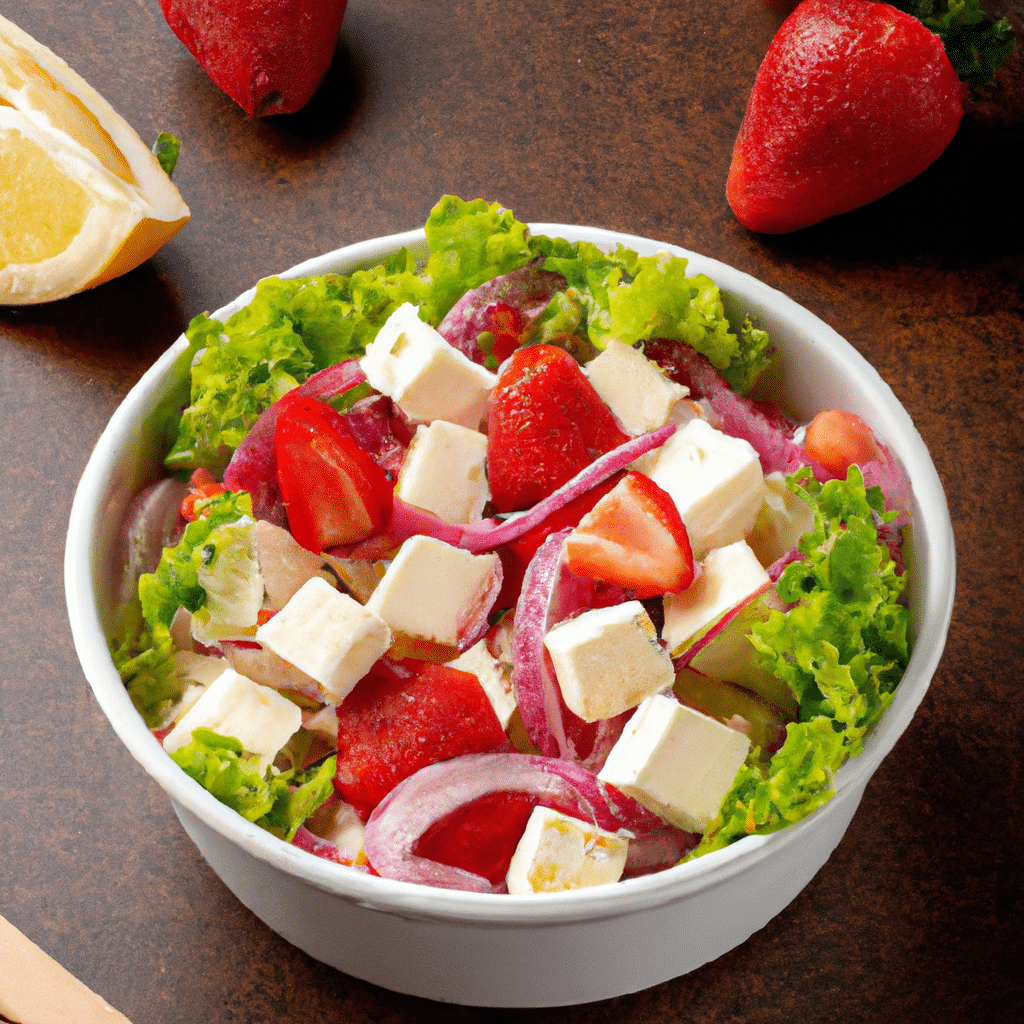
[486,345,630,513]
[563,471,694,599]
[274,394,392,551]
[334,660,508,819]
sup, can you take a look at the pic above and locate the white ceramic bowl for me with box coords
[65,225,956,1007]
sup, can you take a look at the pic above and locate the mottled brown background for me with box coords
[2,1,1022,1021]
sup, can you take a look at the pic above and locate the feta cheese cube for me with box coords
[359,302,497,428]
[636,417,764,559]
[447,638,516,729]
[162,667,302,771]
[396,420,490,524]
[597,693,751,833]
[585,338,689,435]
[506,806,630,894]
[255,576,393,705]
[543,601,674,722]
[662,540,770,656]
[366,535,501,648]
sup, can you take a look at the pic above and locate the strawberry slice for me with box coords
[726,0,967,234]
[273,394,392,551]
[334,660,509,819]
[486,345,630,513]
[563,471,694,599]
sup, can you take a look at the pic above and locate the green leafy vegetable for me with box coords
[170,729,336,841]
[892,0,1017,87]
[165,253,426,474]
[165,310,313,474]
[536,243,774,393]
[138,490,256,632]
[110,615,184,729]
[421,195,533,323]
[151,132,181,177]
[688,465,911,857]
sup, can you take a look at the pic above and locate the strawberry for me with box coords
[334,660,508,819]
[726,0,967,234]
[563,471,695,599]
[486,345,630,513]
[159,0,349,116]
[273,393,392,551]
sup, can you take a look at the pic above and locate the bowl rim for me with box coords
[65,223,956,925]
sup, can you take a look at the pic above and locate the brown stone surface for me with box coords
[2,1,1022,1021]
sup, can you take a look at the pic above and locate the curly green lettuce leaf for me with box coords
[170,729,336,841]
[891,0,1016,87]
[165,254,426,475]
[109,616,184,729]
[165,309,313,474]
[421,195,534,322]
[138,490,255,632]
[535,242,773,393]
[687,465,910,858]
[690,717,848,857]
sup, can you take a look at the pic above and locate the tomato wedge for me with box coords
[273,394,392,551]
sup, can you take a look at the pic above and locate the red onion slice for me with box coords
[362,752,682,892]
[337,424,676,559]
[437,263,568,365]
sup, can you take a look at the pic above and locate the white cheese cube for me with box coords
[746,471,815,567]
[543,601,674,723]
[662,540,770,656]
[506,806,630,894]
[255,576,392,705]
[598,693,751,833]
[359,302,497,428]
[447,638,516,729]
[637,417,764,559]
[365,535,501,648]
[585,338,690,435]
[162,667,302,770]
[396,421,490,524]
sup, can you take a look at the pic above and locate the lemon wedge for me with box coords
[1,15,190,305]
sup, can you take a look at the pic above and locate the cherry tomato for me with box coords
[804,409,882,477]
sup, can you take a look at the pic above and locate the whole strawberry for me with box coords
[726,0,967,233]
[160,0,349,116]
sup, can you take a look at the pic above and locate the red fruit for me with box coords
[563,471,695,599]
[486,345,630,513]
[334,661,508,818]
[412,790,539,886]
[274,394,392,551]
[726,0,966,234]
[803,408,884,477]
[159,0,349,116]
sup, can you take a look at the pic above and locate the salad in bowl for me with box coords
[67,195,953,1003]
